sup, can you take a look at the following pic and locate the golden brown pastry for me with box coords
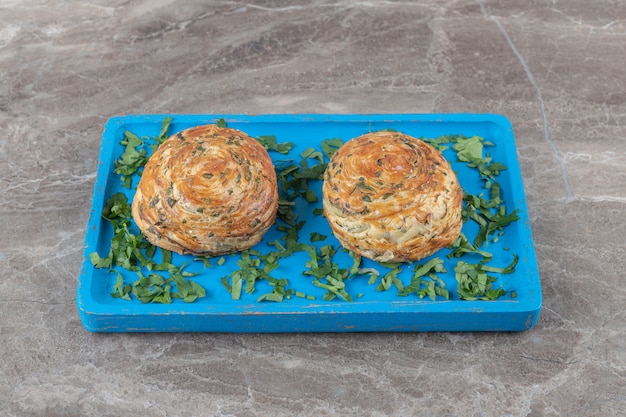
[322,131,463,262]
[131,124,278,256]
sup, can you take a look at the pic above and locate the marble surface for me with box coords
[1,0,625,416]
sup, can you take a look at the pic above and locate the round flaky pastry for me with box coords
[132,124,278,256]
[322,131,463,262]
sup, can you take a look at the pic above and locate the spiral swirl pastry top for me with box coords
[322,131,463,262]
[131,124,278,256]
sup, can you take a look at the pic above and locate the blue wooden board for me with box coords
[76,114,541,332]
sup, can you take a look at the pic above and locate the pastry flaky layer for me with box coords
[131,124,278,256]
[322,131,463,262]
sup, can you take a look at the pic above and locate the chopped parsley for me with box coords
[113,117,172,188]
[96,119,522,305]
[92,192,206,303]
[257,135,295,154]
[320,137,343,159]
[454,256,518,300]
[92,119,206,304]
[398,258,449,300]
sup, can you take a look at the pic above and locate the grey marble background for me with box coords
[1,1,625,416]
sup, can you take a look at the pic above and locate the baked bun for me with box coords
[322,131,463,262]
[131,124,278,256]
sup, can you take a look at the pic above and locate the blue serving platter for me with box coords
[76,114,541,332]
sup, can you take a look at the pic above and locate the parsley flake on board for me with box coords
[113,117,172,188]
[421,133,521,299]
[320,138,344,159]
[398,258,450,301]
[113,131,148,188]
[111,267,206,304]
[92,120,207,304]
[463,192,520,249]
[454,256,518,301]
[93,192,207,304]
[305,244,353,302]
[256,135,295,154]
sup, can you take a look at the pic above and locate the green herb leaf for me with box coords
[301,147,325,164]
[110,271,132,300]
[453,135,484,162]
[113,131,149,188]
[102,192,132,221]
[304,189,318,203]
[90,250,113,268]
[447,232,493,259]
[454,257,517,301]
[310,232,327,242]
[376,265,404,292]
[257,292,284,302]
[399,258,449,300]
[320,138,344,159]
[296,163,327,181]
[452,135,506,180]
[256,135,294,154]
[155,116,173,144]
